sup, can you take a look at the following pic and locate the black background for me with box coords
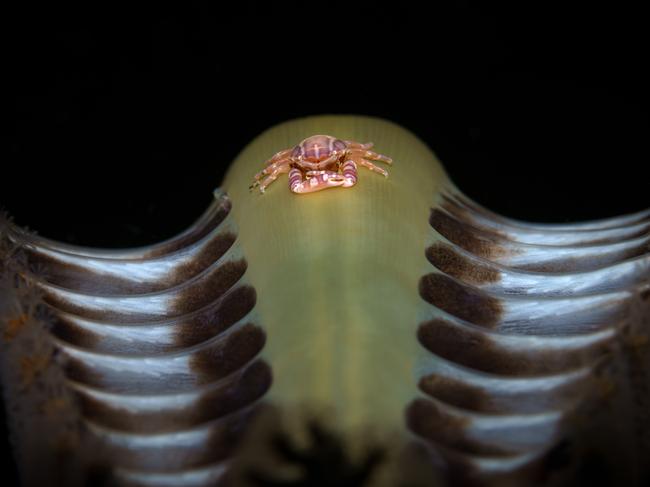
[2,1,649,484]
[3,1,649,247]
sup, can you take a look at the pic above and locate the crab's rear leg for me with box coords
[264,148,293,166]
[347,149,393,165]
[251,163,291,193]
[344,140,374,150]
[253,158,291,182]
[349,156,389,177]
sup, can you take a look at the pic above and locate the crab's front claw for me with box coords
[290,169,348,194]
[306,171,348,187]
[305,170,344,180]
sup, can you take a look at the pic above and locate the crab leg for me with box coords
[349,156,389,177]
[253,158,291,181]
[254,164,291,193]
[264,148,293,166]
[343,140,374,150]
[347,149,393,165]
[288,168,347,194]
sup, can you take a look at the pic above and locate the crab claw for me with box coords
[291,170,347,194]
[305,170,344,181]
[307,170,346,187]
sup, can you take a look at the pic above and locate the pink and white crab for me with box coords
[249,135,393,194]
